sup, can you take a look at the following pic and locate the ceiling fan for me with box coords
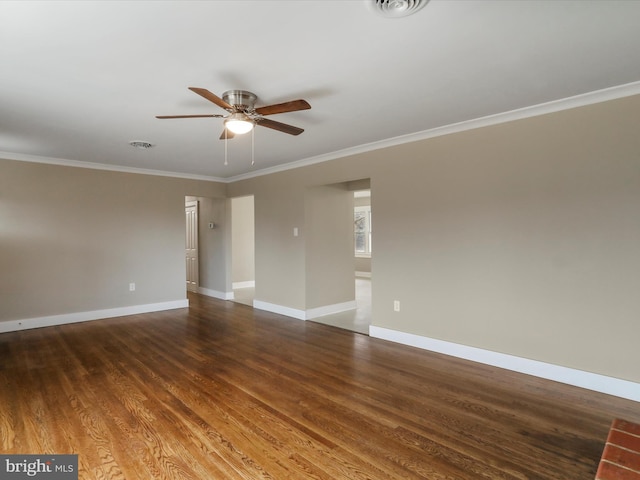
[157,87,311,139]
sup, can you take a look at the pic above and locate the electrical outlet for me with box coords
[393,300,400,312]
[129,283,136,292]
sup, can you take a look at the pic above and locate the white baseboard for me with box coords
[306,300,357,320]
[232,281,255,289]
[0,299,189,334]
[198,287,234,300]
[369,326,640,403]
[253,300,306,320]
[253,299,357,321]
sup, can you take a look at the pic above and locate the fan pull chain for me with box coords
[251,127,255,166]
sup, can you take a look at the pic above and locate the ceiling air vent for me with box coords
[370,0,429,18]
[129,140,154,149]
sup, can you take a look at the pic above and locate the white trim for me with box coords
[0,151,227,183]
[198,287,234,300]
[232,280,255,289]
[369,326,640,403]
[253,300,306,321]
[306,300,357,320]
[3,81,640,183]
[356,271,372,278]
[0,300,189,334]
[226,81,640,182]
[253,299,357,321]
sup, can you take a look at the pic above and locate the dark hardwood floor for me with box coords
[1,293,638,479]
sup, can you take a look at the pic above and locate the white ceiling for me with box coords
[1,0,640,181]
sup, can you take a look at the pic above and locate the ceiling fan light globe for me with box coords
[225,113,254,134]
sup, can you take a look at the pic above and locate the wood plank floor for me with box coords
[1,293,639,479]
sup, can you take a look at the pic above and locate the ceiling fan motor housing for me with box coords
[222,90,257,111]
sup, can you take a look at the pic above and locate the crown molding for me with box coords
[0,151,227,183]
[3,81,640,184]
[227,80,640,182]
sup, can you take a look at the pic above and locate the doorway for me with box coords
[307,183,372,335]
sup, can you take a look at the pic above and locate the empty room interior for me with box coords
[1,1,640,479]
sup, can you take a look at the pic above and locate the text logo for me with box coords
[0,455,78,479]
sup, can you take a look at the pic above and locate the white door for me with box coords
[185,201,199,293]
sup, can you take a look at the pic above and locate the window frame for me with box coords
[354,205,372,258]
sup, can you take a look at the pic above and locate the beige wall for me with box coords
[229,173,309,310]
[2,94,639,385]
[355,257,371,274]
[228,94,640,383]
[231,195,255,285]
[305,184,355,309]
[0,160,225,321]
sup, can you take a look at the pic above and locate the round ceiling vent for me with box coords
[129,140,154,149]
[370,0,429,18]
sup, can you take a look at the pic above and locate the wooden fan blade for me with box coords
[255,99,311,116]
[257,118,304,136]
[189,87,232,110]
[156,114,223,119]
[219,128,235,140]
